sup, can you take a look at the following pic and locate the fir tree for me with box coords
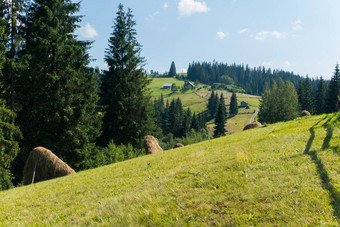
[298,77,314,113]
[219,93,227,119]
[326,64,340,113]
[16,0,101,170]
[168,61,176,77]
[213,103,226,138]
[315,77,327,114]
[0,19,21,190]
[99,4,155,147]
[229,91,238,116]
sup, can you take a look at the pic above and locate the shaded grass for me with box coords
[0,114,339,225]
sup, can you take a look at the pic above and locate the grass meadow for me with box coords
[0,113,339,225]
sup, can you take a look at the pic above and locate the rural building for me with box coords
[185,81,195,89]
[240,101,249,108]
[163,83,173,89]
[225,85,233,90]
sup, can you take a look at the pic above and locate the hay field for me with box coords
[1,113,339,225]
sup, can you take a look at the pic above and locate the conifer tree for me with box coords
[326,64,340,113]
[219,93,227,119]
[229,91,238,116]
[315,77,327,114]
[168,61,177,77]
[298,77,314,113]
[99,4,155,147]
[0,19,21,190]
[0,0,26,110]
[213,103,226,138]
[16,0,101,169]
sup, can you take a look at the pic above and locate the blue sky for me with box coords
[74,0,340,79]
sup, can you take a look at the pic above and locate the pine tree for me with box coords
[0,19,21,190]
[16,0,101,170]
[0,0,26,110]
[168,61,176,77]
[229,91,238,116]
[298,77,314,113]
[213,103,226,138]
[326,64,340,113]
[99,4,155,147]
[315,77,327,114]
[219,93,227,119]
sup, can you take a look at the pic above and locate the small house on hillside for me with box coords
[185,81,195,89]
[163,83,173,89]
[240,101,249,108]
[225,85,233,90]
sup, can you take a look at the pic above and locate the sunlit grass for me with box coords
[1,114,339,225]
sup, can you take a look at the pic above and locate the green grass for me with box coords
[149,78,185,96]
[1,113,339,225]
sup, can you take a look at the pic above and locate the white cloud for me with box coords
[284,60,291,66]
[255,31,287,40]
[292,20,303,31]
[164,3,169,9]
[239,28,248,34]
[262,61,272,67]
[216,31,226,39]
[178,0,210,16]
[77,24,98,38]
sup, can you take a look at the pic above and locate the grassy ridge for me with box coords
[1,114,338,225]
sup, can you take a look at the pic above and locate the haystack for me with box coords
[23,147,75,185]
[173,143,184,148]
[144,135,163,154]
[300,110,311,117]
[243,121,262,131]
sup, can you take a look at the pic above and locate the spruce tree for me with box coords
[298,77,314,113]
[99,4,155,147]
[229,92,238,116]
[326,64,340,113]
[213,103,226,138]
[168,61,177,77]
[219,93,227,119]
[16,0,101,170]
[0,19,21,190]
[315,77,327,114]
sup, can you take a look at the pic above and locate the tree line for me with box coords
[259,65,339,123]
[187,61,319,96]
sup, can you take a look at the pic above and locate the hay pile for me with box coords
[173,143,184,148]
[143,135,163,154]
[23,147,75,185]
[301,110,311,117]
[243,121,262,131]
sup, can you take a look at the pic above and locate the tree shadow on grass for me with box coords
[304,115,340,221]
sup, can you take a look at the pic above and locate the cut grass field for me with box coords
[149,78,185,96]
[1,113,339,225]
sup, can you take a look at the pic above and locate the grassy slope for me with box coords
[1,113,339,225]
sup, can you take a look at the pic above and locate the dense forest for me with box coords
[187,61,320,96]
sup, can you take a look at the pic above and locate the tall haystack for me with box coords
[301,110,311,117]
[23,147,75,185]
[144,135,163,154]
[173,143,184,149]
[243,121,262,131]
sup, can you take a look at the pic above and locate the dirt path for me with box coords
[249,107,259,123]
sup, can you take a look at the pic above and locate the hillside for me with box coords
[0,113,339,225]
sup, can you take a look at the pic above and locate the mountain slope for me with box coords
[0,114,339,225]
